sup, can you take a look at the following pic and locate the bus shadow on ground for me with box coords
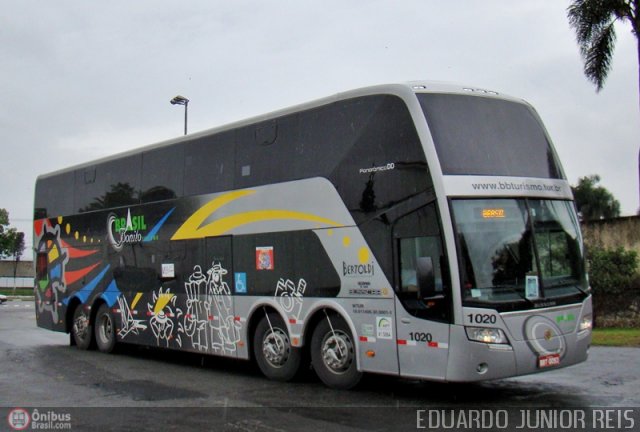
[93,343,591,408]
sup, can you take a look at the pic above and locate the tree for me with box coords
[572,174,621,220]
[1,209,26,294]
[568,1,640,215]
[0,208,25,258]
[80,182,138,212]
[567,0,640,93]
[0,208,17,258]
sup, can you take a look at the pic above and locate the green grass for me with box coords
[0,287,33,296]
[592,328,640,348]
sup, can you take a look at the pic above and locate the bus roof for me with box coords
[37,81,523,181]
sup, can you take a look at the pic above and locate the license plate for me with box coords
[538,353,560,368]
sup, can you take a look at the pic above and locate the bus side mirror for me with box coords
[417,256,437,299]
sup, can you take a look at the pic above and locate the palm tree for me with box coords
[568,1,640,212]
[567,0,640,92]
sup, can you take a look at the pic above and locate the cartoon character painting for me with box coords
[148,288,178,347]
[34,224,69,324]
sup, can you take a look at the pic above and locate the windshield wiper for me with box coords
[544,281,589,297]
[490,284,537,306]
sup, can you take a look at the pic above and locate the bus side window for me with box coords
[398,236,450,321]
[399,237,444,298]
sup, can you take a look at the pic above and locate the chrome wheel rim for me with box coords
[73,312,89,341]
[99,313,113,344]
[262,328,290,368]
[321,330,354,374]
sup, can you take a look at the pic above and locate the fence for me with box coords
[580,215,640,327]
[0,277,34,288]
[581,216,640,256]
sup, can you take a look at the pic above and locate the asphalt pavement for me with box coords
[1,301,639,431]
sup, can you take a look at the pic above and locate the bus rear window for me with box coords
[418,94,563,179]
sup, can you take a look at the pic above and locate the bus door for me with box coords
[393,204,451,380]
[202,236,241,358]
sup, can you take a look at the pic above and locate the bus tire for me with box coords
[71,305,93,350]
[253,312,301,381]
[95,303,117,353]
[311,314,362,389]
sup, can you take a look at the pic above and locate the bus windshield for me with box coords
[418,93,563,179]
[452,198,588,309]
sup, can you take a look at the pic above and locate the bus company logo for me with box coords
[523,315,567,360]
[342,261,374,278]
[7,408,30,430]
[107,209,147,251]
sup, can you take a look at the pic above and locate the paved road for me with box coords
[1,302,638,431]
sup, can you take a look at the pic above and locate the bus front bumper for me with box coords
[445,325,591,382]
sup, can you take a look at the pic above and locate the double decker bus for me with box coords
[34,82,592,389]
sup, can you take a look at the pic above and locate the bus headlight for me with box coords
[579,315,593,332]
[465,327,509,344]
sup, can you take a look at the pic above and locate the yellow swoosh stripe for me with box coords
[172,189,343,240]
[171,190,255,240]
[189,209,343,237]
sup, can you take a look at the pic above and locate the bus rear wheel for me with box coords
[71,305,93,350]
[253,312,301,381]
[311,314,362,389]
[95,303,117,353]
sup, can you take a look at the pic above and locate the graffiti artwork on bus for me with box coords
[117,293,148,338]
[179,262,241,354]
[274,278,307,322]
[147,288,179,347]
[181,265,209,351]
[34,223,69,323]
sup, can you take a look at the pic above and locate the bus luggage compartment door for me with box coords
[395,297,450,380]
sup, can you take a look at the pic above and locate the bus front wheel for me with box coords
[253,312,301,381]
[95,303,117,353]
[311,314,362,389]
[71,305,93,350]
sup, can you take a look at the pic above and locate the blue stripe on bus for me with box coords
[62,265,111,305]
[101,279,121,307]
[143,207,175,242]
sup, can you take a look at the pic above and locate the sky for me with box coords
[2,1,639,260]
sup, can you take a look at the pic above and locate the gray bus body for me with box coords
[34,82,591,388]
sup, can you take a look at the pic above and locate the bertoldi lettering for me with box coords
[342,261,374,277]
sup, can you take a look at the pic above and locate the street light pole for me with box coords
[170,95,189,135]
